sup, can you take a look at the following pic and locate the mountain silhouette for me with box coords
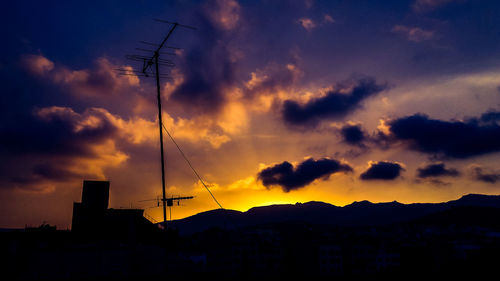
[167,194,500,235]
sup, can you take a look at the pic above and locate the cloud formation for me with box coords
[340,124,366,146]
[0,101,237,191]
[282,77,387,127]
[23,52,247,150]
[244,63,302,100]
[386,113,500,159]
[0,106,133,191]
[0,94,240,192]
[323,14,335,24]
[392,25,434,42]
[209,0,241,30]
[168,0,241,115]
[468,110,500,124]
[412,0,457,13]
[298,18,316,31]
[258,158,352,192]
[21,55,140,98]
[417,163,460,178]
[470,165,500,184]
[360,161,405,180]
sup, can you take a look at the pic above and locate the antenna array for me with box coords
[121,19,196,229]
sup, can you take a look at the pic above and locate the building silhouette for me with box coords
[72,180,158,241]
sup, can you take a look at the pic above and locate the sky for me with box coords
[1,0,500,228]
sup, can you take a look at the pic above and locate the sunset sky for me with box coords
[2,0,500,228]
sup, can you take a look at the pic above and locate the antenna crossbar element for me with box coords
[115,68,171,79]
[138,41,181,50]
[125,54,175,66]
[162,196,195,202]
[165,196,195,208]
[163,195,195,222]
[117,73,172,79]
[138,41,160,47]
[140,23,179,74]
[135,48,177,56]
[154,18,197,30]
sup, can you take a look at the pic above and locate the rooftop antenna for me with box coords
[123,19,196,230]
[166,195,195,222]
[138,195,194,224]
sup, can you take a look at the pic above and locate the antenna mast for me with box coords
[130,20,196,229]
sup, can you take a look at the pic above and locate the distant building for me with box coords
[72,180,158,241]
[72,180,110,233]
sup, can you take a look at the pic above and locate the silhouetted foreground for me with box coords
[2,183,500,280]
[168,193,500,234]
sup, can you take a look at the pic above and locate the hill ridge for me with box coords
[167,193,500,235]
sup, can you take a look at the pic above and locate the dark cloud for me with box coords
[387,113,500,158]
[258,158,352,192]
[0,107,124,190]
[31,163,81,181]
[360,161,404,180]
[169,1,239,115]
[417,163,460,178]
[478,110,500,124]
[426,179,452,186]
[471,166,500,184]
[340,124,366,145]
[0,108,117,157]
[20,55,140,100]
[464,110,500,125]
[5,160,83,188]
[282,77,387,127]
[0,53,129,191]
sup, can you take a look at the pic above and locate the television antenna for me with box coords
[139,195,195,223]
[122,19,196,229]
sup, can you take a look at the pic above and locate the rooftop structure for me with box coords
[72,180,158,240]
